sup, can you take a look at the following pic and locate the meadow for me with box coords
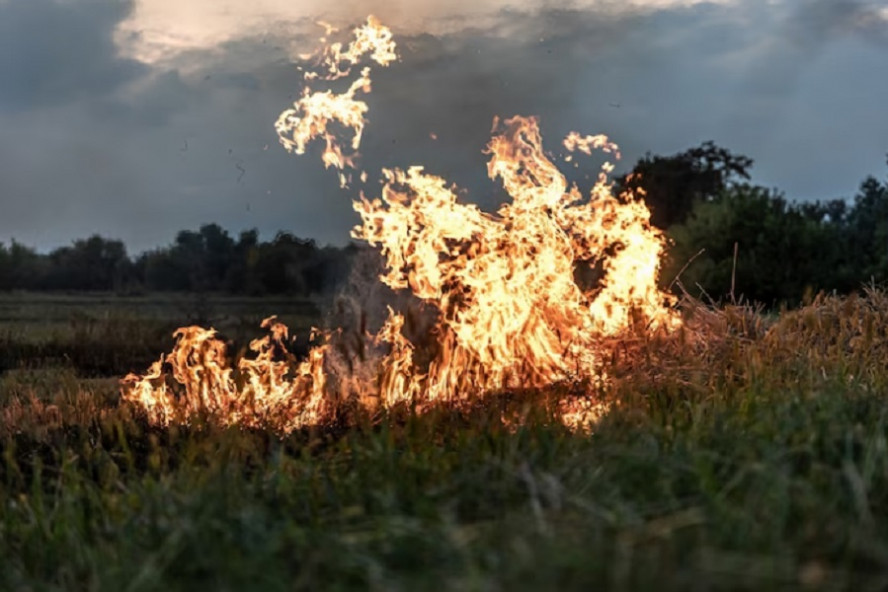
[3,290,888,590]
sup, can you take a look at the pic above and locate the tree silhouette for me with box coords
[619,141,754,229]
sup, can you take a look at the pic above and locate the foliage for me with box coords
[664,184,851,305]
[844,176,888,282]
[641,154,888,306]
[619,141,754,229]
[0,224,359,296]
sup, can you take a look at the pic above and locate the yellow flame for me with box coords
[274,16,396,187]
[122,317,328,431]
[122,16,678,434]
[354,114,676,404]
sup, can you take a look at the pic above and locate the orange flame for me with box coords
[122,318,328,431]
[354,114,676,404]
[274,16,396,187]
[122,16,678,434]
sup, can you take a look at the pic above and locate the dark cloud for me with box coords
[736,0,887,94]
[93,69,204,127]
[0,0,145,111]
[789,0,888,46]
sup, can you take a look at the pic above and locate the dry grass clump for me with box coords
[0,369,121,438]
[602,287,888,412]
[763,287,888,386]
[597,295,769,402]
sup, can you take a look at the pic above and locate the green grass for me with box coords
[4,291,888,590]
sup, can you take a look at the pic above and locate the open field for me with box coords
[4,291,888,590]
[0,292,321,378]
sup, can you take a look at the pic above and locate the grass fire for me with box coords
[121,18,677,434]
[4,8,888,591]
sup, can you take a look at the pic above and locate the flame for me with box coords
[353,115,676,405]
[122,16,678,433]
[274,16,396,187]
[122,317,328,431]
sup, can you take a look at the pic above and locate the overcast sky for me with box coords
[1,0,886,253]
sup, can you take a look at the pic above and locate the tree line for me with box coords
[0,226,358,295]
[624,143,888,305]
[0,144,886,305]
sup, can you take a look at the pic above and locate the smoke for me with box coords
[318,245,442,413]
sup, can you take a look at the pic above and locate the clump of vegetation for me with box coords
[3,290,888,590]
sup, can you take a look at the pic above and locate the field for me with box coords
[3,291,888,590]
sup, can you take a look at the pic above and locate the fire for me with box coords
[122,318,329,431]
[275,16,396,187]
[122,16,678,433]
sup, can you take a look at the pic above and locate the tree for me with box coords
[619,141,754,229]
[139,248,191,291]
[0,240,45,290]
[224,229,261,294]
[44,235,130,290]
[0,224,356,294]
[253,232,319,295]
[665,185,846,305]
[845,175,888,282]
[160,224,237,291]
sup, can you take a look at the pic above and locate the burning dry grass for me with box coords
[555,286,888,431]
[124,286,884,436]
[8,287,887,440]
[122,17,683,432]
[6,292,888,590]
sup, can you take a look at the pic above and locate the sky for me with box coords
[0,0,886,253]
